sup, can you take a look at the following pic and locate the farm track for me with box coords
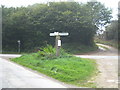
[75,43,118,88]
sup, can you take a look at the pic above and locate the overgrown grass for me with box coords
[11,45,97,87]
[62,43,98,54]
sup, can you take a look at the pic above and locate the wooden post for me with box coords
[17,40,21,53]
[56,35,60,56]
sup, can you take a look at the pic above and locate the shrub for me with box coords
[37,45,69,60]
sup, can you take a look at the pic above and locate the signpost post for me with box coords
[50,32,69,56]
[17,40,21,53]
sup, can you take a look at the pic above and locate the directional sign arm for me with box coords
[59,33,69,36]
[50,33,55,36]
[50,32,69,36]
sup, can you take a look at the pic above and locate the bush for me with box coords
[62,43,98,54]
[36,45,69,60]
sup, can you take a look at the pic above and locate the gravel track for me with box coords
[75,43,118,88]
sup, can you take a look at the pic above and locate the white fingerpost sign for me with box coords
[50,32,69,36]
[58,40,61,46]
[50,32,69,56]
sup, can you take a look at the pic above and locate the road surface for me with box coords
[75,44,118,88]
[0,54,77,89]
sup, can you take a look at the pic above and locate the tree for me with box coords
[104,20,118,41]
[85,2,112,28]
[2,2,112,52]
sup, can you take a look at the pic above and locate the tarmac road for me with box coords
[0,54,70,88]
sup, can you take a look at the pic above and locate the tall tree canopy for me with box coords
[2,2,112,52]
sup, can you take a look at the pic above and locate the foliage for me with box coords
[11,53,97,87]
[94,38,118,48]
[104,20,118,41]
[98,19,119,49]
[62,42,98,54]
[36,45,70,60]
[37,45,56,56]
[85,2,112,27]
[2,2,112,52]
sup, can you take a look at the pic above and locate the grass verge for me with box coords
[11,53,97,87]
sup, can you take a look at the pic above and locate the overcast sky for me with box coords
[0,0,119,20]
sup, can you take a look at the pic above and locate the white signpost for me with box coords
[50,32,69,56]
[58,40,61,47]
[50,32,69,36]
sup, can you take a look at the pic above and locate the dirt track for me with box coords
[76,43,118,88]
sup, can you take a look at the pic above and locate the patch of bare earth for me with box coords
[75,43,118,88]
